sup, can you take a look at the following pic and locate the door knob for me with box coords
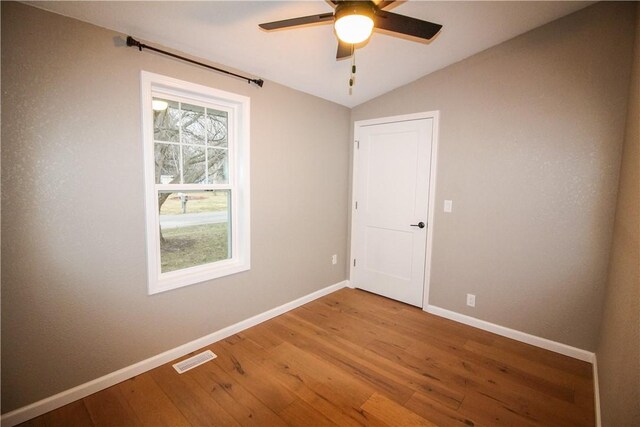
[410,222,425,229]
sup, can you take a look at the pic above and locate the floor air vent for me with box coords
[173,350,217,374]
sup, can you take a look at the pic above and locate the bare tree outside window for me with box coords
[153,98,231,272]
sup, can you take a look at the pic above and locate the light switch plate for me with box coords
[444,200,453,213]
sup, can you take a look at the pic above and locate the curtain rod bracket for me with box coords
[126,36,264,88]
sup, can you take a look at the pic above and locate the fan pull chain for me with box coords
[349,49,357,95]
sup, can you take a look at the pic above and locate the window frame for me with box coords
[141,71,250,295]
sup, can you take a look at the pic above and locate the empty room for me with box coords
[2,1,638,426]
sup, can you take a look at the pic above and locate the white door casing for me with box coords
[350,112,439,307]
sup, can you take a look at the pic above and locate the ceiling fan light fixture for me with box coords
[152,99,168,111]
[334,4,374,44]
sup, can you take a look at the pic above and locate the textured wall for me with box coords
[351,2,636,351]
[1,2,349,412]
[596,5,640,426]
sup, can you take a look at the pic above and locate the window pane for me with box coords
[207,110,228,148]
[153,98,180,142]
[181,103,206,146]
[158,190,231,273]
[182,145,207,184]
[207,148,228,184]
[155,143,180,184]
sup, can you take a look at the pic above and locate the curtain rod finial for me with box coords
[126,36,142,51]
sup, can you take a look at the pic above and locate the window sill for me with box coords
[149,259,250,295]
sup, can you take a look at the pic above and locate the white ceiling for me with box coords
[28,1,593,108]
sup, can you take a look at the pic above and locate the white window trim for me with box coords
[140,71,250,295]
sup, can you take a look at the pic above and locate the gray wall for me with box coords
[596,5,640,426]
[1,2,349,412]
[351,2,636,351]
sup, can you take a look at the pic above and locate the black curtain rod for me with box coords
[126,36,264,88]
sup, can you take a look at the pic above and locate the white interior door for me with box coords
[351,116,434,307]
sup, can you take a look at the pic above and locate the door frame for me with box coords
[350,111,440,309]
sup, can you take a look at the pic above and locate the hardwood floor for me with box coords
[21,288,595,426]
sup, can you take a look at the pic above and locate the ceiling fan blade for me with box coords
[374,10,442,40]
[336,40,353,59]
[372,0,396,10]
[259,13,334,30]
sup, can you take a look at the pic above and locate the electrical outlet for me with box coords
[466,293,476,307]
[332,254,338,265]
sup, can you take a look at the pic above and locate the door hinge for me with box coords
[353,259,357,267]
[355,201,358,210]
[355,140,359,149]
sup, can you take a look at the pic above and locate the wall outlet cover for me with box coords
[466,294,476,307]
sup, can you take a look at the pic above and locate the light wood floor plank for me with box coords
[283,312,466,410]
[360,392,438,427]
[210,340,298,414]
[18,288,596,427]
[21,400,93,427]
[83,385,142,426]
[405,390,480,427]
[188,356,288,427]
[268,314,417,405]
[457,390,546,427]
[150,362,240,427]
[117,375,190,427]
[278,399,338,427]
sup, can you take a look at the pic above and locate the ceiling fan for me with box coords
[259,0,443,60]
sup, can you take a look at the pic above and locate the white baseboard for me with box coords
[425,305,595,363]
[593,355,601,427]
[1,280,349,427]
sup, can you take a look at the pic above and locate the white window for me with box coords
[141,71,250,295]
